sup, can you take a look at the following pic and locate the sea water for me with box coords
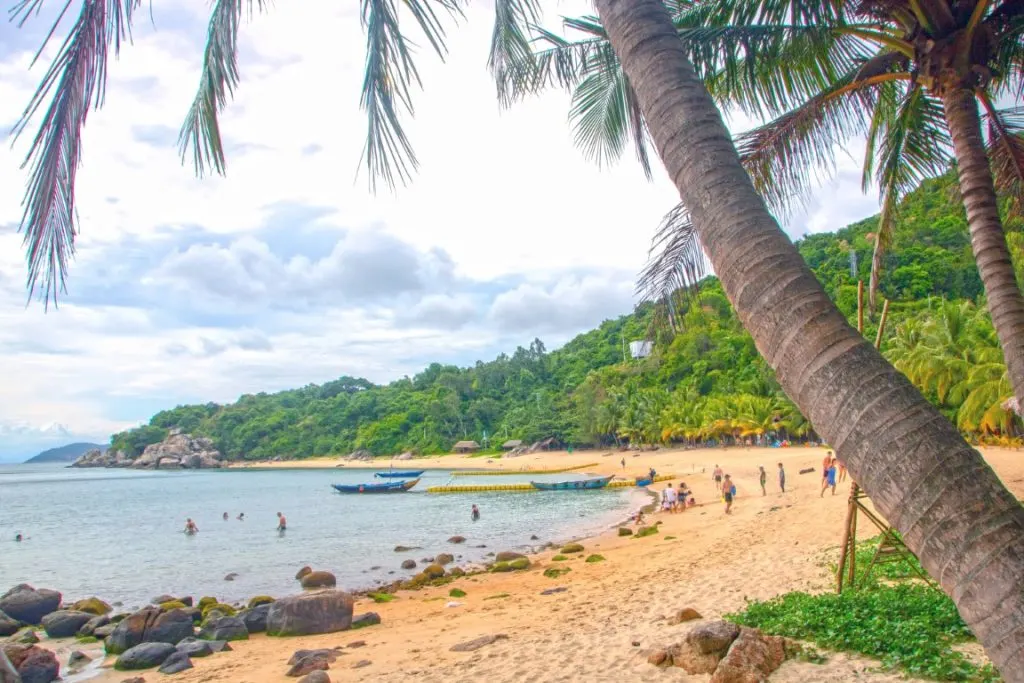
[0,463,644,608]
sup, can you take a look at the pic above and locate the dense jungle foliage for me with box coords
[110,172,1024,460]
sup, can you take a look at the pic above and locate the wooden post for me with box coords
[857,280,864,334]
[874,299,890,350]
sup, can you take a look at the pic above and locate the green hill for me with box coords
[25,442,105,464]
[109,171,1024,460]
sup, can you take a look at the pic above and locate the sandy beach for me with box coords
[63,445,1024,681]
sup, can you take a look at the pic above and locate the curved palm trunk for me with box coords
[941,86,1024,409]
[593,0,1024,678]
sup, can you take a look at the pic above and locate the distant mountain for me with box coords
[24,442,106,464]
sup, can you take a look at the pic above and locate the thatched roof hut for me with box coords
[502,439,523,450]
[453,440,480,453]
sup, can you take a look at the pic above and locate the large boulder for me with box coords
[239,604,270,634]
[710,627,787,683]
[105,608,161,655]
[175,638,213,658]
[114,642,176,671]
[197,616,248,642]
[494,551,525,562]
[300,572,336,590]
[2,645,58,683]
[69,598,111,616]
[76,615,110,638]
[266,591,354,637]
[132,432,222,470]
[0,650,18,683]
[0,611,18,637]
[667,620,742,675]
[40,611,93,638]
[146,609,194,645]
[158,650,193,675]
[0,586,61,625]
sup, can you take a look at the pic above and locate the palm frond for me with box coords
[178,0,268,178]
[358,0,463,191]
[636,202,707,306]
[980,98,1024,217]
[489,0,541,106]
[10,0,142,306]
[865,83,951,311]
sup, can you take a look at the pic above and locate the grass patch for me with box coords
[830,532,927,583]
[449,588,466,598]
[584,554,605,563]
[727,583,998,681]
[634,525,659,538]
[75,636,99,644]
[551,554,569,562]
[368,592,395,603]
[543,567,571,579]
[663,535,676,540]
[484,593,510,600]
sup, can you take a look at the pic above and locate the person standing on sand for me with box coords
[662,484,677,513]
[758,465,767,496]
[820,460,838,497]
[722,475,734,514]
[620,457,625,470]
[822,451,833,482]
[276,512,287,532]
[713,465,723,487]
[778,462,786,493]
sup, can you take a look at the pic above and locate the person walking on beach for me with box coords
[837,459,848,483]
[722,475,735,514]
[276,512,287,532]
[713,465,723,487]
[184,518,198,534]
[820,460,838,497]
[758,465,767,496]
[778,462,786,493]
[822,451,833,482]
[471,504,480,522]
[620,457,625,470]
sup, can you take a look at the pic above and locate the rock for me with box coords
[400,560,416,570]
[41,611,94,638]
[287,649,340,665]
[174,639,212,658]
[295,567,312,581]
[0,586,62,625]
[77,614,110,637]
[298,672,331,683]
[115,642,176,671]
[119,678,145,683]
[157,651,193,675]
[435,553,454,566]
[450,634,508,652]
[145,609,194,645]
[70,448,130,468]
[68,650,91,667]
[70,598,112,616]
[287,652,333,677]
[248,596,275,608]
[667,620,742,675]
[131,433,222,470]
[0,612,18,638]
[300,572,336,590]
[205,640,232,653]
[0,650,18,683]
[352,660,371,669]
[709,627,787,683]
[223,573,238,582]
[239,604,271,633]
[540,587,568,596]
[105,609,159,655]
[530,535,539,540]
[197,616,248,642]
[93,624,116,639]
[151,596,176,606]
[421,564,445,580]
[508,558,530,570]
[13,632,38,645]
[447,536,466,544]
[559,543,584,553]
[494,551,525,562]
[392,546,418,553]
[618,527,634,536]
[351,613,380,629]
[13,647,59,683]
[647,649,669,666]
[266,591,355,637]
[669,607,703,625]
[347,640,366,648]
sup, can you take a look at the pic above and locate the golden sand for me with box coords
[72,445,1022,682]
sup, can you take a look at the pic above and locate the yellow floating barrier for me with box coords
[451,462,599,477]
[608,474,676,488]
[426,473,676,494]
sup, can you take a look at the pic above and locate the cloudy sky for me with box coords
[0,0,881,461]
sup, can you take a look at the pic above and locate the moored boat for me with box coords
[634,477,653,487]
[374,470,425,478]
[530,475,614,491]
[332,478,420,494]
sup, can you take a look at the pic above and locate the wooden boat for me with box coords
[332,478,420,494]
[374,470,425,479]
[530,475,614,491]
[634,477,653,487]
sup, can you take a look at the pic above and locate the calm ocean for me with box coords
[0,463,643,608]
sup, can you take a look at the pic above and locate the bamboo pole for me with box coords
[874,299,890,349]
[857,280,864,334]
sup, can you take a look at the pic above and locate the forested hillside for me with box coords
[110,172,1024,460]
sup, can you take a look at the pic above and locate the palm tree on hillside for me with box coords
[10,0,1024,676]
[494,1,1024,404]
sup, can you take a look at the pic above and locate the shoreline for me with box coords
[10,445,1023,683]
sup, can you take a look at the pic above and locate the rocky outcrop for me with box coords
[40,611,93,638]
[647,621,788,682]
[72,431,224,469]
[346,450,373,462]
[266,591,354,637]
[69,448,130,468]
[239,605,271,634]
[0,586,61,625]
[105,607,195,655]
[2,644,59,683]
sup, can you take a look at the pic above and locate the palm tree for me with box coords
[10,0,1024,676]
[496,1,1024,405]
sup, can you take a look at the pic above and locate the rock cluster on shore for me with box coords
[70,430,224,470]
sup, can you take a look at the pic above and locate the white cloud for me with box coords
[0,0,882,454]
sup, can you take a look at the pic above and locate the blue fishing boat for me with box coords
[374,470,425,479]
[332,478,420,494]
[530,475,614,491]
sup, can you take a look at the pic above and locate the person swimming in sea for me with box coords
[14,533,23,542]
[471,504,480,522]
[184,518,199,535]
[223,512,229,521]
[237,512,245,521]
[276,512,287,532]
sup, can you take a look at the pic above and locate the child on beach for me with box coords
[722,475,735,514]
[758,465,767,496]
[778,463,786,493]
[820,460,838,497]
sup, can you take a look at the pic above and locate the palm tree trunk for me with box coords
[941,86,1024,408]
[593,0,1024,678]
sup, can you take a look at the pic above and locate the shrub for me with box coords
[560,543,584,553]
[449,588,467,598]
[585,554,605,563]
